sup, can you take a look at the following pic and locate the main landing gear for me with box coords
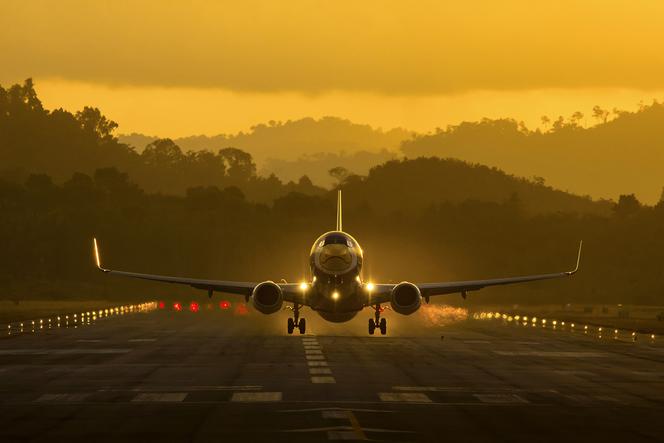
[287,303,306,334]
[368,304,387,335]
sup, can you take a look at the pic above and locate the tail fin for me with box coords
[336,189,343,231]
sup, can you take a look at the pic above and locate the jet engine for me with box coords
[390,282,422,315]
[251,281,283,314]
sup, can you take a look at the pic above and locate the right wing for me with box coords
[368,241,582,304]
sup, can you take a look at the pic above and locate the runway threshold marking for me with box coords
[231,392,282,402]
[132,392,188,402]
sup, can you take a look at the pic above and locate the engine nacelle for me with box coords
[390,282,422,315]
[251,281,283,314]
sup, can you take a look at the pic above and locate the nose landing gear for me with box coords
[287,303,306,334]
[368,304,387,335]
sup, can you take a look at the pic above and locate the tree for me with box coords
[75,107,118,141]
[219,147,256,182]
[614,194,641,217]
[328,166,349,184]
[540,115,550,130]
[592,105,610,124]
[570,111,584,127]
[142,139,184,167]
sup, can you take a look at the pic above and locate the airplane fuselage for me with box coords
[307,231,365,322]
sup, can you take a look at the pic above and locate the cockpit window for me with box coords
[323,234,352,247]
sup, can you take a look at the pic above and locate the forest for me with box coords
[1,79,663,306]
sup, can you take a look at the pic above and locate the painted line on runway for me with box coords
[76,339,103,343]
[474,394,529,404]
[132,392,188,402]
[35,393,91,402]
[0,348,132,355]
[99,385,262,392]
[128,338,157,342]
[302,336,336,384]
[231,392,282,402]
[379,392,432,403]
[494,351,608,357]
[307,361,329,367]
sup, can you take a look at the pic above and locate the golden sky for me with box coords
[2,0,663,136]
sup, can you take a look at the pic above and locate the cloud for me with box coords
[1,1,664,95]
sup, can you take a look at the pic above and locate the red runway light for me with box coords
[158,301,165,309]
[234,303,248,316]
[173,302,182,311]
[219,300,231,310]
[189,302,199,313]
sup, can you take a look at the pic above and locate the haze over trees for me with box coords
[1,79,663,306]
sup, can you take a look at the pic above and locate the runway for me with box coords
[1,306,663,442]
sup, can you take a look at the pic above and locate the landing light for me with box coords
[332,291,340,300]
[366,282,375,291]
[189,302,199,313]
[299,282,308,290]
[220,300,231,310]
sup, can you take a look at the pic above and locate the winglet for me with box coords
[93,238,109,273]
[566,240,583,275]
[336,189,343,231]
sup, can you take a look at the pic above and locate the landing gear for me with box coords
[288,303,306,334]
[368,304,387,335]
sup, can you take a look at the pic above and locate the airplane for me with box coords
[93,190,582,335]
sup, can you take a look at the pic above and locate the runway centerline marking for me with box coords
[311,376,336,384]
[128,338,157,342]
[231,392,282,402]
[305,349,323,354]
[307,361,329,367]
[306,355,325,360]
[132,392,187,402]
[310,368,333,375]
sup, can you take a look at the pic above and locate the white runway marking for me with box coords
[554,370,595,376]
[463,340,491,344]
[304,345,321,350]
[474,394,528,404]
[231,392,282,402]
[309,368,333,375]
[494,351,607,357]
[379,392,432,403]
[311,376,336,384]
[0,349,131,355]
[305,355,325,360]
[132,392,187,402]
[36,393,90,402]
[99,385,262,392]
[128,338,157,342]
[322,410,348,419]
[307,361,329,367]
[305,349,323,355]
[76,339,102,343]
[515,341,541,345]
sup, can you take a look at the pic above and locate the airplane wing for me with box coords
[93,238,305,303]
[368,241,582,304]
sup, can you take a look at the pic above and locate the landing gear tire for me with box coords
[379,318,387,335]
[298,318,306,334]
[287,318,295,334]
[368,318,376,335]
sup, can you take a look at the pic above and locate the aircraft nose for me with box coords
[320,244,352,271]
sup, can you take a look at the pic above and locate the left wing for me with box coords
[93,238,306,303]
[368,241,582,304]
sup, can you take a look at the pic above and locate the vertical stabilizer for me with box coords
[336,190,343,231]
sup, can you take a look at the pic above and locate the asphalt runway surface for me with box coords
[1,306,663,442]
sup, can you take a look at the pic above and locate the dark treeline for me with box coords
[1,169,663,305]
[1,79,663,306]
[0,79,324,202]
